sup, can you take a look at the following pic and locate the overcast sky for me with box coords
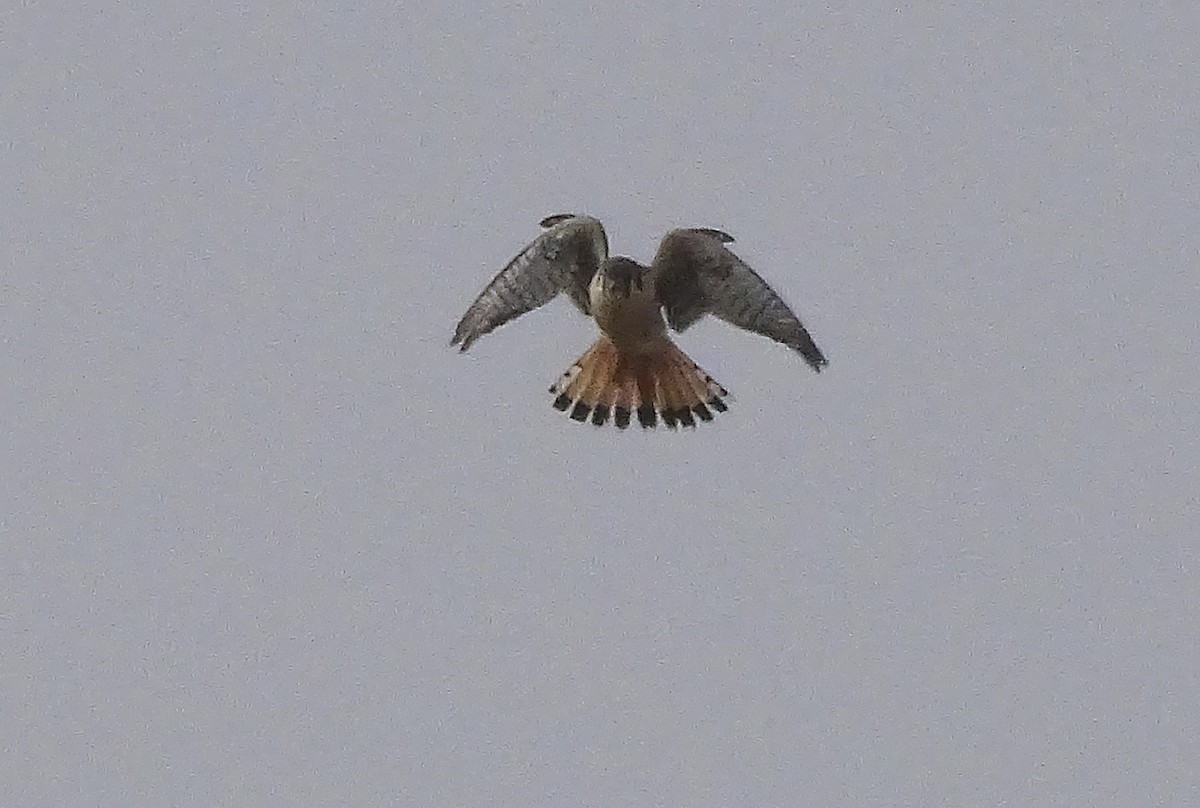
[3,2,1198,806]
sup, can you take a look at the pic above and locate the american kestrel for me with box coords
[452,214,827,428]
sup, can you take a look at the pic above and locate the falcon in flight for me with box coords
[452,214,827,428]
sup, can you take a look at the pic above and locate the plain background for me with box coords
[3,2,1197,806]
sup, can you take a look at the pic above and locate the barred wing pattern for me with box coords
[652,228,828,371]
[452,215,608,351]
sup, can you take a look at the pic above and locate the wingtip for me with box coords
[539,213,577,228]
[686,227,735,243]
[789,341,828,372]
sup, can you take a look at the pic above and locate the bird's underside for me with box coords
[452,214,827,428]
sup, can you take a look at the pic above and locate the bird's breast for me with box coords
[589,275,666,351]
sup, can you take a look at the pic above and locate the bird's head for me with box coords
[600,257,647,297]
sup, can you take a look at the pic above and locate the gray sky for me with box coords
[3,2,1198,806]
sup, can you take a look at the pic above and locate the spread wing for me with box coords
[452,215,608,352]
[653,228,828,371]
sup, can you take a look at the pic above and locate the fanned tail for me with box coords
[549,336,728,429]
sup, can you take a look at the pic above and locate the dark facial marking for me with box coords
[605,258,644,297]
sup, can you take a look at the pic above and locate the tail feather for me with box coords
[549,336,729,429]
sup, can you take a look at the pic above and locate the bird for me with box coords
[452,214,827,429]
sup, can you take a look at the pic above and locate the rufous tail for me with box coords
[549,336,729,428]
